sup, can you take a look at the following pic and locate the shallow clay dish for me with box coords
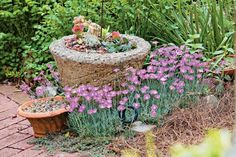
[17,96,68,137]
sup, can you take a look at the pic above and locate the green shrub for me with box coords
[1,0,235,80]
[0,33,22,79]
[0,0,60,80]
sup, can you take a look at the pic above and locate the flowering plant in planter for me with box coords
[50,15,150,87]
[65,16,137,53]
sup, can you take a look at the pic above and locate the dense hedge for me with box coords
[0,0,59,80]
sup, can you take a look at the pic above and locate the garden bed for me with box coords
[29,87,234,156]
[108,88,234,156]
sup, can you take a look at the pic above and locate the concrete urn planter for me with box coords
[49,35,151,87]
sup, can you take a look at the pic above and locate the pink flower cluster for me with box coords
[20,83,30,94]
[125,45,208,94]
[64,84,118,115]
[151,104,158,117]
[20,64,61,98]
[116,80,161,115]
[114,45,209,118]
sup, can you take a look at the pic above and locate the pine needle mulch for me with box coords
[108,89,235,157]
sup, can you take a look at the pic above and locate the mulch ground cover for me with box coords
[108,86,235,157]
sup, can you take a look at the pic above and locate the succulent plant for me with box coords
[67,15,137,53]
[83,33,101,48]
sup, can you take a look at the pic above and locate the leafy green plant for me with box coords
[68,109,120,138]
[0,32,22,80]
[1,0,234,82]
[0,0,60,80]
[170,129,232,157]
[146,0,235,59]
[101,35,137,53]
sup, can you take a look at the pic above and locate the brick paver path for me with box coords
[0,85,83,157]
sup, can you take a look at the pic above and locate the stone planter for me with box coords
[17,96,68,137]
[49,35,151,87]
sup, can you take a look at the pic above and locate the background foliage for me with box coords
[0,0,235,80]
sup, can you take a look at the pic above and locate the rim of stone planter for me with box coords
[17,96,68,119]
[49,34,151,65]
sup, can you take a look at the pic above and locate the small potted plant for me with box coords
[49,15,151,87]
[17,96,69,137]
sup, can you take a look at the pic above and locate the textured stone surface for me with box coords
[16,148,44,157]
[0,124,29,140]
[44,152,90,157]
[50,35,151,64]
[9,137,34,150]
[0,84,31,104]
[0,133,31,150]
[50,35,151,87]
[0,148,21,157]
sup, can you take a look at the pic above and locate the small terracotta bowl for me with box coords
[17,96,68,137]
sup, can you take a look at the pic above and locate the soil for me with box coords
[23,98,67,113]
[108,87,235,157]
[64,35,135,54]
[64,36,106,54]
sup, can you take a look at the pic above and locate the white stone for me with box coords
[131,121,142,127]
[45,86,58,97]
[131,124,156,133]
[203,95,219,107]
